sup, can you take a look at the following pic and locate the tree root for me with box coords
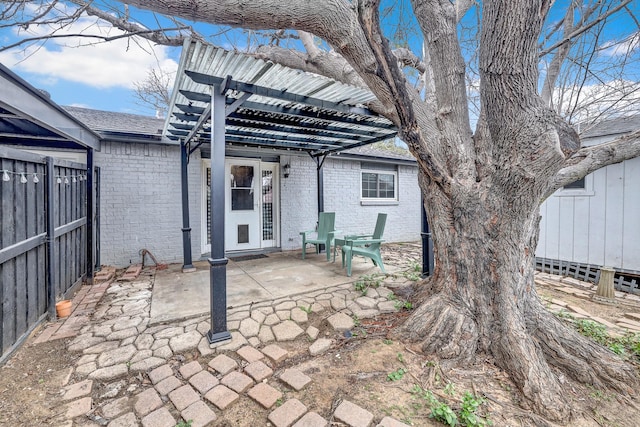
[396,293,639,423]
[528,306,639,395]
[394,294,478,366]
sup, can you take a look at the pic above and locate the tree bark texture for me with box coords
[120,0,640,421]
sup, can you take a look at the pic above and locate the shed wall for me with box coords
[537,155,640,272]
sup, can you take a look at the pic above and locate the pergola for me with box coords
[164,40,408,344]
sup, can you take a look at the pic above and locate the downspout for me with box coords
[421,199,434,277]
[180,139,195,272]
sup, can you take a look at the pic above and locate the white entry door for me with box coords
[225,159,261,251]
[202,159,279,254]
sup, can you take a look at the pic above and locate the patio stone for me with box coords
[331,296,347,310]
[134,388,163,416]
[228,310,250,321]
[334,400,374,427]
[141,407,175,427]
[349,306,379,319]
[130,349,153,363]
[355,296,377,309]
[168,384,200,411]
[244,360,273,382]
[102,396,130,418]
[273,320,305,341]
[65,396,92,418]
[240,317,261,337]
[181,400,217,427]
[179,361,203,379]
[107,327,139,341]
[264,313,280,326]
[97,345,136,368]
[68,335,104,352]
[154,326,184,339]
[258,326,275,343]
[248,382,283,408]
[212,331,248,351]
[209,354,238,375]
[237,345,264,363]
[262,344,288,363]
[149,365,173,384]
[153,345,173,359]
[221,371,254,393]
[290,307,308,323]
[62,379,93,400]
[130,357,165,373]
[275,300,297,311]
[251,310,267,324]
[327,312,355,331]
[169,330,202,353]
[276,310,292,321]
[82,340,120,355]
[88,364,128,381]
[75,362,97,377]
[205,385,240,410]
[292,412,329,427]
[309,338,332,356]
[306,326,319,340]
[155,375,182,396]
[279,368,311,391]
[377,301,399,313]
[268,398,307,427]
[189,370,219,394]
[108,412,138,427]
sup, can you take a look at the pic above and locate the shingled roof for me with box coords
[64,106,168,143]
[580,115,640,139]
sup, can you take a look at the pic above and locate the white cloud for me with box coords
[0,13,178,90]
[600,32,640,57]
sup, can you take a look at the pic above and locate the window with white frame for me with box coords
[361,162,397,201]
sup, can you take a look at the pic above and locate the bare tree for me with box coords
[132,68,173,117]
[3,0,640,422]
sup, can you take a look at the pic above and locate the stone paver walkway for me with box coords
[26,245,640,427]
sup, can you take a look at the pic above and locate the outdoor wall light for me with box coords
[283,163,291,178]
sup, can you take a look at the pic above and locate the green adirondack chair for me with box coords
[341,213,387,276]
[300,212,338,261]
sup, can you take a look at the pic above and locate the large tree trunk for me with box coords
[397,166,638,421]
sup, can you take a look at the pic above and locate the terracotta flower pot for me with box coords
[55,300,72,318]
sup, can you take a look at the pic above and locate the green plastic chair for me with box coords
[341,213,387,276]
[300,212,338,261]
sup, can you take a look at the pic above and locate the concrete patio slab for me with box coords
[149,250,383,324]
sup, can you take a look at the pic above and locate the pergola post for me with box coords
[207,83,231,344]
[180,139,195,272]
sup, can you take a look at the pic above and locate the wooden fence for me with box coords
[0,146,89,361]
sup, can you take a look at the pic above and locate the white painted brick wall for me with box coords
[95,141,201,267]
[280,155,421,250]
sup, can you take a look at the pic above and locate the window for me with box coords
[361,162,397,201]
[563,177,585,190]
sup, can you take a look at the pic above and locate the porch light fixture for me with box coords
[283,163,291,178]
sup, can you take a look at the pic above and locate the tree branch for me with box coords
[547,130,640,195]
[539,0,633,57]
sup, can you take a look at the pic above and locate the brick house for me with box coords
[65,106,421,267]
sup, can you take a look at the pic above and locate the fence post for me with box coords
[45,157,57,319]
[86,149,94,285]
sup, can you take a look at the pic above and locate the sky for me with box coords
[0,4,183,116]
[0,1,638,121]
